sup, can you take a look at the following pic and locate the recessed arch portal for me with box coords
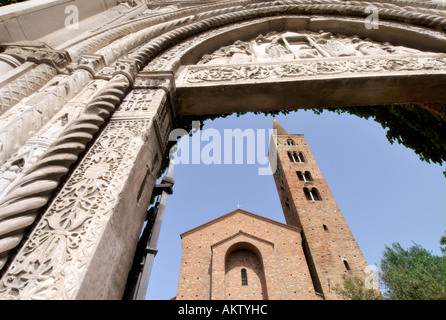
[224,241,268,300]
[145,15,446,116]
[0,0,444,300]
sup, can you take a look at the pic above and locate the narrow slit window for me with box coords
[323,224,328,231]
[241,268,248,286]
[343,260,351,271]
[285,197,291,210]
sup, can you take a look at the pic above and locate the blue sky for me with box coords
[146,110,445,300]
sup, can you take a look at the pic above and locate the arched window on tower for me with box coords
[288,151,305,163]
[297,171,313,181]
[304,187,312,200]
[311,187,322,201]
[304,171,312,181]
[241,268,248,286]
[343,260,351,271]
[286,139,295,146]
[304,187,322,201]
[285,198,291,210]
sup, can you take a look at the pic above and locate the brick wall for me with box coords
[272,132,369,299]
[176,210,320,300]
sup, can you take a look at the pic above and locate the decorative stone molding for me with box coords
[0,119,149,299]
[0,42,72,114]
[0,54,22,69]
[0,0,444,300]
[65,0,446,65]
[75,54,106,77]
[182,55,446,83]
[0,80,108,201]
[0,88,169,299]
[0,75,130,273]
[113,59,139,85]
[1,42,72,74]
[0,64,58,115]
[135,71,178,119]
[0,69,94,166]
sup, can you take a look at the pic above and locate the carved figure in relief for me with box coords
[356,42,390,56]
[199,40,253,65]
[265,39,293,60]
[197,30,432,66]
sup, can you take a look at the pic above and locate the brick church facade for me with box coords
[176,121,369,300]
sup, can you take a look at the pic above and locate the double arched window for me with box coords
[304,187,322,201]
[286,139,296,146]
[297,171,312,182]
[288,151,305,163]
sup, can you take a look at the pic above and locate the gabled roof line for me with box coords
[180,208,300,239]
[210,230,275,249]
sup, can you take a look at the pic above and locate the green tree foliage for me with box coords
[379,242,446,300]
[0,0,27,7]
[312,104,446,176]
[334,234,446,300]
[333,273,383,300]
[440,232,446,254]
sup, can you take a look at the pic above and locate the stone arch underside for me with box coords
[153,15,445,115]
[0,0,444,299]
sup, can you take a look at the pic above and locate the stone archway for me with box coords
[0,0,444,299]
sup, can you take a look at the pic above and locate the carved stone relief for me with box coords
[0,88,169,300]
[0,42,71,72]
[196,31,429,65]
[183,56,446,83]
[0,64,58,115]
[0,0,444,300]
[0,80,107,200]
[0,69,93,166]
[176,30,445,84]
[0,120,151,299]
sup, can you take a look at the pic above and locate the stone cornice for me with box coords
[1,42,72,73]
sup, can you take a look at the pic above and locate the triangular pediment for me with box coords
[180,208,299,239]
[210,230,275,249]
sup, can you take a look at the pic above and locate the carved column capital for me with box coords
[113,59,138,85]
[75,54,106,77]
[0,41,72,73]
[135,71,177,119]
